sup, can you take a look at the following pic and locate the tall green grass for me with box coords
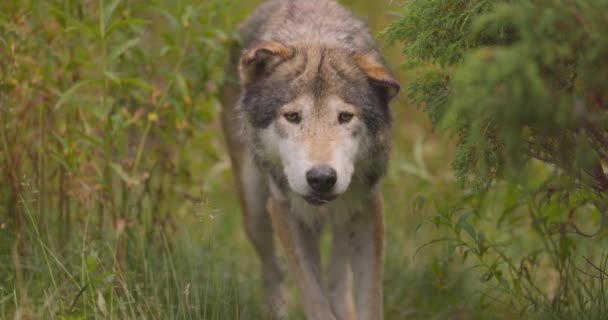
[3,0,606,319]
[0,0,262,318]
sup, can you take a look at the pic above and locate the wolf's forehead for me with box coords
[285,46,360,97]
[241,45,390,130]
[286,95,351,112]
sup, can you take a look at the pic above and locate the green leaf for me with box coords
[74,129,104,148]
[120,78,153,91]
[104,19,149,39]
[174,73,191,108]
[104,70,120,84]
[54,80,94,110]
[50,153,71,171]
[110,38,140,60]
[148,7,180,29]
[103,0,121,28]
[458,213,476,241]
[110,163,140,186]
[412,194,427,212]
[52,132,69,151]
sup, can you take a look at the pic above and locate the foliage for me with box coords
[7,0,608,318]
[387,0,608,317]
[387,0,608,191]
[0,0,258,318]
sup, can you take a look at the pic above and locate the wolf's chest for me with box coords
[285,183,373,228]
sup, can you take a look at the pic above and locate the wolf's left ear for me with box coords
[354,53,400,103]
[240,41,295,85]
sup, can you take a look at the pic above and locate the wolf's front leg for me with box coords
[267,198,336,320]
[349,193,385,320]
[232,154,287,319]
[327,231,356,320]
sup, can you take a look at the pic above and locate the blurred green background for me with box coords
[2,0,606,319]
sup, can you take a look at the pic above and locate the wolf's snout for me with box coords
[306,165,337,193]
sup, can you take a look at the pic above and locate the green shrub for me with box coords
[387,0,608,317]
[0,1,255,318]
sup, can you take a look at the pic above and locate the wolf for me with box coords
[219,0,399,319]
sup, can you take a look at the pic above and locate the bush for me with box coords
[387,0,608,317]
[0,1,253,318]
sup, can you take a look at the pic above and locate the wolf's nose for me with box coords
[306,165,337,193]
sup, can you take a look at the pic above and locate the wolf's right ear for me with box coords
[239,41,295,85]
[354,53,400,103]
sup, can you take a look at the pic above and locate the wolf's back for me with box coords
[239,0,374,52]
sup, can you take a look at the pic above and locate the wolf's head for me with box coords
[239,41,399,206]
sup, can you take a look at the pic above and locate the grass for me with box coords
[2,0,607,319]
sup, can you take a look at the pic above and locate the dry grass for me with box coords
[2,1,606,319]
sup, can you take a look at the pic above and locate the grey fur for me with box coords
[238,0,395,130]
[220,1,399,318]
[239,0,373,52]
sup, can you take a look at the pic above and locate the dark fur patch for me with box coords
[363,148,389,186]
[241,80,296,128]
[329,60,392,133]
[340,79,391,134]
[311,48,326,99]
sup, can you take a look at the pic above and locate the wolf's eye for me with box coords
[284,112,301,124]
[338,112,354,124]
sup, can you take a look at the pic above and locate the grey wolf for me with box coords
[219,0,399,319]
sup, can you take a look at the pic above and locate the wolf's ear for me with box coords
[239,41,295,84]
[354,53,400,103]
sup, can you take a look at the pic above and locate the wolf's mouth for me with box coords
[303,194,337,206]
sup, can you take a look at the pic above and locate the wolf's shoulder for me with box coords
[239,0,373,52]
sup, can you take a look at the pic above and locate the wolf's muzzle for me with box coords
[306,165,337,194]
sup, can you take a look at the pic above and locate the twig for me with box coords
[583,256,608,279]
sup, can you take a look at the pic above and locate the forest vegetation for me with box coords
[1,0,607,319]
